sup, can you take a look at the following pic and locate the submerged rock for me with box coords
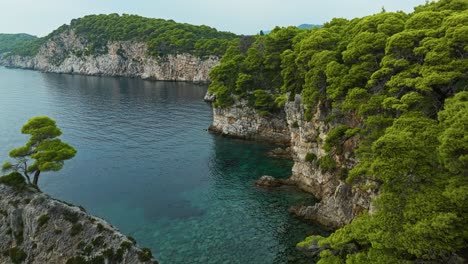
[0,183,158,264]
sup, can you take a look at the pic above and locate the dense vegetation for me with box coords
[0,34,37,54]
[7,14,238,58]
[209,0,468,262]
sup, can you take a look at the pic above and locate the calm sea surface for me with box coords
[0,67,323,264]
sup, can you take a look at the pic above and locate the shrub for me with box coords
[317,156,337,172]
[37,214,50,228]
[0,172,26,189]
[305,152,317,162]
[70,223,83,236]
[63,211,79,223]
[137,248,153,261]
[66,256,87,264]
[92,236,105,247]
[127,236,137,245]
[96,223,104,233]
[324,125,349,152]
[9,247,27,264]
[292,121,299,128]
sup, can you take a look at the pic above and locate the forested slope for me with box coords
[208,0,468,262]
[5,14,238,58]
[0,33,37,54]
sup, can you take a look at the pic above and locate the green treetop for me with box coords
[2,116,76,187]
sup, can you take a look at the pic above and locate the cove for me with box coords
[0,67,325,264]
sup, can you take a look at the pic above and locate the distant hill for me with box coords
[2,14,238,57]
[0,33,37,54]
[297,24,322,30]
[261,24,322,35]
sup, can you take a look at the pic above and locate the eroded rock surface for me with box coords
[0,184,157,264]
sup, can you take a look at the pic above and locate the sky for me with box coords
[0,0,427,37]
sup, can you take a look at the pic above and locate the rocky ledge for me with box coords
[0,174,157,264]
[208,100,291,145]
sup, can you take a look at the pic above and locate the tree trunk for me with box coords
[33,170,41,186]
[24,172,31,185]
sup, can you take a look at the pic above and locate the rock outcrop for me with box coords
[210,95,377,229]
[208,100,291,145]
[284,96,376,228]
[0,31,218,82]
[0,183,157,264]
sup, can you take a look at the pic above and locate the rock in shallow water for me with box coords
[255,175,294,188]
[266,147,292,159]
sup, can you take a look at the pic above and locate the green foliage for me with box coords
[70,223,83,236]
[96,223,104,233]
[63,211,79,224]
[137,248,153,261]
[437,91,468,175]
[37,214,50,228]
[9,14,237,58]
[296,235,325,248]
[316,100,468,262]
[317,156,337,172]
[127,236,137,245]
[0,33,37,54]
[9,247,27,264]
[305,153,317,162]
[3,116,76,186]
[324,125,349,152]
[209,27,302,110]
[0,172,26,190]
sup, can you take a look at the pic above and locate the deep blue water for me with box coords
[0,67,323,263]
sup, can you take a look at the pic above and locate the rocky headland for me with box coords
[0,173,157,264]
[0,31,219,83]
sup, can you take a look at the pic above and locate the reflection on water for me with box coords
[0,67,325,264]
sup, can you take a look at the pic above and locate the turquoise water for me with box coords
[0,67,324,263]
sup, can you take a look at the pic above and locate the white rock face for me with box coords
[0,31,219,82]
[284,96,376,228]
[209,100,291,145]
[0,184,156,264]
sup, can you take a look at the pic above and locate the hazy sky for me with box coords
[1,0,427,36]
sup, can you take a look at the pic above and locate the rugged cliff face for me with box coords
[0,183,157,264]
[0,31,219,82]
[209,95,376,228]
[208,100,290,145]
[284,96,376,229]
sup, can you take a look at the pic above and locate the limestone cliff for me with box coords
[209,95,376,228]
[0,31,218,82]
[284,96,376,229]
[208,100,290,145]
[0,183,157,264]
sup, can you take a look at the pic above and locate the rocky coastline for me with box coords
[208,92,378,229]
[0,31,219,83]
